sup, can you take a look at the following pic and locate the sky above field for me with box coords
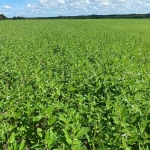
[0,0,150,18]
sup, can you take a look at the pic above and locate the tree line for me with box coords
[10,13,150,20]
[1,13,150,20]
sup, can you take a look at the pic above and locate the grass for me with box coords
[0,19,150,150]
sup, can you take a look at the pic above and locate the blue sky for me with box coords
[0,0,150,18]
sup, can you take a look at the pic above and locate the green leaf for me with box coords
[9,132,15,144]
[37,132,43,138]
[18,126,26,131]
[59,115,67,123]
[0,130,5,140]
[33,115,43,122]
[63,129,72,145]
[37,128,42,132]
[19,139,26,150]
[48,116,57,126]
[45,129,57,147]
[37,128,43,138]
[13,140,18,150]
[76,127,89,139]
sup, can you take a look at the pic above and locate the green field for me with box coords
[0,19,150,150]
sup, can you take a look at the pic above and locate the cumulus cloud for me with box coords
[4,5,11,9]
[101,1,110,6]
[1,0,150,17]
[40,0,91,7]
[23,0,150,17]
[26,3,40,10]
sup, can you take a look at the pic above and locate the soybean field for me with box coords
[0,19,150,150]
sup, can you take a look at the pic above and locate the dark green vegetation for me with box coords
[10,13,150,20]
[0,19,150,149]
[0,14,6,20]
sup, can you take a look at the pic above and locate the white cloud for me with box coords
[4,5,11,9]
[40,0,91,7]
[101,1,110,6]
[26,4,34,8]
[57,0,65,4]
[26,3,40,9]
[22,0,150,17]
[1,0,150,17]
[114,0,126,2]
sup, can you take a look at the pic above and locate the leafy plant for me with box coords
[0,19,150,149]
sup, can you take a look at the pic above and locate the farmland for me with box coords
[0,19,150,149]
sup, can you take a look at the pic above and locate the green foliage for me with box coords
[0,19,150,149]
[0,14,7,20]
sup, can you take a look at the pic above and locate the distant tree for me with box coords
[0,14,7,20]
[12,16,25,20]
